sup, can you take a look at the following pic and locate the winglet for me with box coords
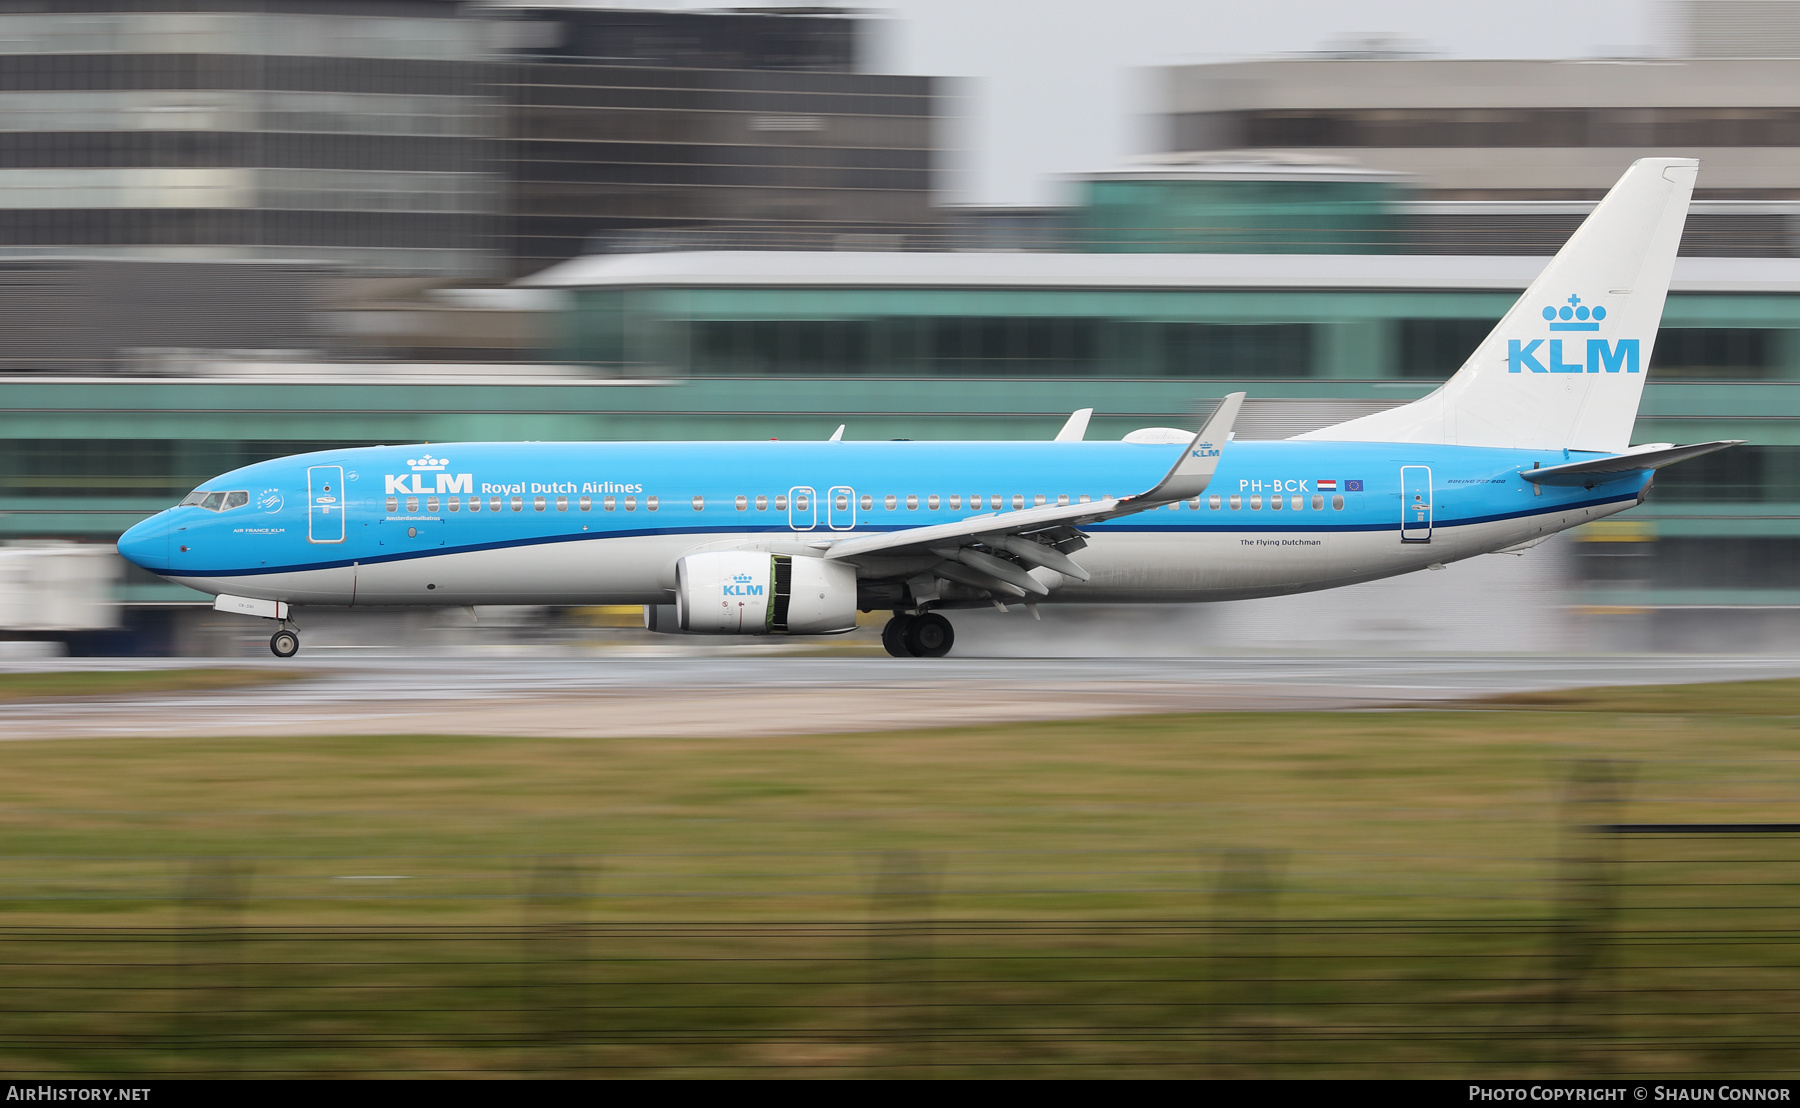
[828,424,845,442]
[1053,408,1093,442]
[1131,392,1244,505]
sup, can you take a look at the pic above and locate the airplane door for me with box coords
[1400,465,1432,543]
[828,485,856,530]
[308,465,346,544]
[788,485,816,531]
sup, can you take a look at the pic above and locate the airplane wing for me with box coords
[1522,440,1743,486]
[821,393,1244,596]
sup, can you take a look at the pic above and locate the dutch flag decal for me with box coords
[1317,480,1338,491]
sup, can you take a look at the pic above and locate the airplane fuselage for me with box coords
[118,438,1645,610]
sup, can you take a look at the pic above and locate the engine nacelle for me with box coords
[672,551,858,635]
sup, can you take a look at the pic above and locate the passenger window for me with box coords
[648,496,659,511]
[775,495,787,510]
[790,495,802,511]
[836,493,849,511]
[533,496,546,512]
[180,490,207,507]
[386,496,398,513]
[1078,494,1090,504]
[448,497,460,512]
[735,496,747,511]
[1058,495,1069,506]
[224,491,248,510]
[755,495,768,511]
[579,496,591,511]
[692,495,705,511]
[1034,495,1047,507]
[971,495,985,509]
[1210,495,1221,510]
[927,494,939,510]
[1187,497,1199,509]
[1250,495,1262,510]
[469,497,481,512]
[1312,494,1323,511]
[906,495,917,510]
[1332,494,1345,511]
[1012,495,1024,510]
[604,496,616,511]
[949,494,961,510]
[201,492,226,511]
[860,495,872,510]
[557,495,568,511]
[511,496,523,512]
[1270,494,1283,511]
[1229,495,1241,509]
[1292,495,1303,511]
[489,496,501,512]
[884,495,897,510]
[426,496,440,513]
[624,496,636,511]
[406,496,419,513]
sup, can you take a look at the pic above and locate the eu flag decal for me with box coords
[1345,479,1364,492]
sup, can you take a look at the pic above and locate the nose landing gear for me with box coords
[881,612,954,658]
[269,627,300,659]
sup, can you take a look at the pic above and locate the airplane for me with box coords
[117,157,1738,660]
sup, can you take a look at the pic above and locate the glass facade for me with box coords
[500,62,940,276]
[0,2,500,278]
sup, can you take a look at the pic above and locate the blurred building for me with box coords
[1155,54,1800,256]
[494,5,942,276]
[0,0,499,278]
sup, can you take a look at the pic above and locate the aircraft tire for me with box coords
[270,629,299,659]
[904,613,954,659]
[881,615,916,658]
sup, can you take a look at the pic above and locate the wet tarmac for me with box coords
[2,652,1798,741]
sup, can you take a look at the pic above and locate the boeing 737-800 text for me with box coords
[117,157,1737,658]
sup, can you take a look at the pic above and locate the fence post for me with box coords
[1208,847,1284,1076]
[1551,758,1626,1072]
[177,856,250,1075]
[866,850,939,1077]
[522,857,593,1076]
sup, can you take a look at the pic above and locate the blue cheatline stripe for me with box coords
[170,492,1637,579]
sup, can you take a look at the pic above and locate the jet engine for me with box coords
[669,550,858,635]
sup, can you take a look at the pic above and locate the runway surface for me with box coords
[3,652,1799,740]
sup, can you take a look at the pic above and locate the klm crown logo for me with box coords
[1509,293,1638,375]
[1543,294,1606,332]
[408,454,449,472]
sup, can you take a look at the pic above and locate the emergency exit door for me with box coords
[1400,465,1432,543]
[788,485,816,531]
[308,465,345,544]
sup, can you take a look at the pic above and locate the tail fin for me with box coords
[1300,157,1697,453]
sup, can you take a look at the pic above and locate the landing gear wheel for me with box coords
[269,629,299,659]
[903,613,954,659]
[882,615,916,658]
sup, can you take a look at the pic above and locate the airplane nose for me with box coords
[117,513,170,573]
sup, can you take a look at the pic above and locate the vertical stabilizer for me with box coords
[1299,157,1697,453]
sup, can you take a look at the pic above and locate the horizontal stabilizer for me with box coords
[1522,440,1743,486]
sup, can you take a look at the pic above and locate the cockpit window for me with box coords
[200,492,226,511]
[223,490,249,510]
[179,490,207,507]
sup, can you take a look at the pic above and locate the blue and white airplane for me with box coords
[118,157,1738,659]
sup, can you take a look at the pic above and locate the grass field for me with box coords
[0,667,312,701]
[0,677,1794,1076]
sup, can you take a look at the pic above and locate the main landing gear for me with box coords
[882,612,954,658]
[269,626,300,659]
